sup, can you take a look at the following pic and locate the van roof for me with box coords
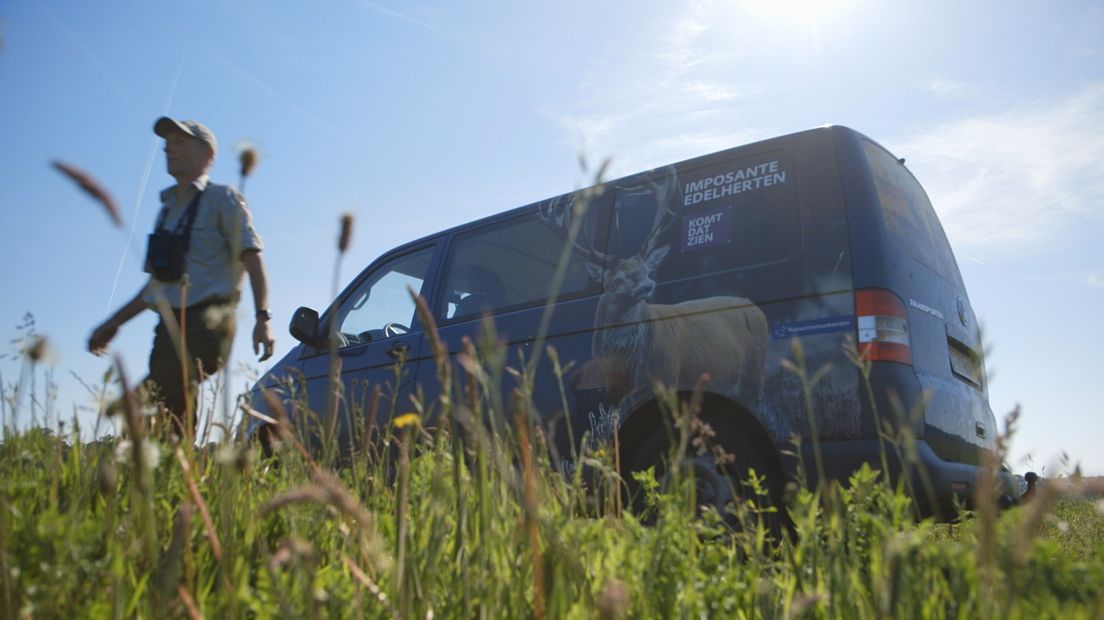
[388,125,874,254]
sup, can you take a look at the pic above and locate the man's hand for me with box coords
[88,320,118,356]
[253,319,275,361]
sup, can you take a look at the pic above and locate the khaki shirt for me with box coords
[142,175,264,309]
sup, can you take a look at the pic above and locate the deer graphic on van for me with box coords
[542,172,769,408]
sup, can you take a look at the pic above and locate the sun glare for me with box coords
[741,0,857,25]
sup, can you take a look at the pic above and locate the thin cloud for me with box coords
[542,110,628,159]
[211,52,338,133]
[543,0,763,175]
[682,80,746,103]
[653,129,767,158]
[1088,270,1104,288]
[355,0,447,36]
[898,83,1104,249]
[928,78,969,99]
[651,2,711,70]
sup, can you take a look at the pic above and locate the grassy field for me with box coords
[1,331,1103,620]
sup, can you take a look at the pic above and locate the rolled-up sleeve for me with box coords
[219,186,264,254]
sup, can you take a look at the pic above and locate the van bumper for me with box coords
[794,438,1023,520]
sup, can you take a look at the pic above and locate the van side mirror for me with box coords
[289,306,325,348]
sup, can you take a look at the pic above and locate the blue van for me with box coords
[249,126,1020,519]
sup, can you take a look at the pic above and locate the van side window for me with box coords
[442,207,603,320]
[333,246,435,345]
[610,152,798,284]
[864,141,962,286]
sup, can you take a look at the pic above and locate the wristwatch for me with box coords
[256,309,272,321]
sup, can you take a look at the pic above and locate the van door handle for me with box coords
[386,342,410,360]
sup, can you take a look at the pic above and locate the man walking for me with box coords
[89,117,275,436]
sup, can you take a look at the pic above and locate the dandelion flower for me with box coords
[392,412,421,429]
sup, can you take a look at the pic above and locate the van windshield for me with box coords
[864,141,963,287]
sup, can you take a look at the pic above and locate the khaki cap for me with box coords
[153,117,218,156]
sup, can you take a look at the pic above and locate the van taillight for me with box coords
[855,289,911,364]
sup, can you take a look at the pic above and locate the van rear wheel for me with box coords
[626,415,782,534]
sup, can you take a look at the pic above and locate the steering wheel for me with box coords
[383,322,409,338]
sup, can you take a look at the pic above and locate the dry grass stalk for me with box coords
[156,501,194,609]
[411,291,450,401]
[394,422,413,614]
[111,355,162,570]
[259,486,329,516]
[260,388,320,473]
[175,448,223,563]
[113,356,148,488]
[975,407,1021,585]
[177,584,203,620]
[241,403,277,426]
[259,467,392,574]
[177,284,194,444]
[361,384,382,460]
[52,160,122,227]
[342,555,400,620]
[458,336,487,453]
[313,469,378,534]
[515,409,545,620]
[325,356,344,459]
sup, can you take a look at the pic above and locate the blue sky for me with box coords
[1,0,1101,474]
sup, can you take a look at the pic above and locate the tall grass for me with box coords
[1,317,1102,618]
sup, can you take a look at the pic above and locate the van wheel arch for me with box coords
[617,392,787,526]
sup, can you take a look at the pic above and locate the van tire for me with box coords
[625,413,783,534]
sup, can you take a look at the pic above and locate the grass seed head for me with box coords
[52,160,122,228]
[97,457,118,496]
[24,334,52,363]
[787,592,829,620]
[597,578,628,620]
[238,144,259,178]
[270,536,315,571]
[338,212,354,253]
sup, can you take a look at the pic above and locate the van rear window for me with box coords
[863,141,962,286]
[609,152,799,283]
